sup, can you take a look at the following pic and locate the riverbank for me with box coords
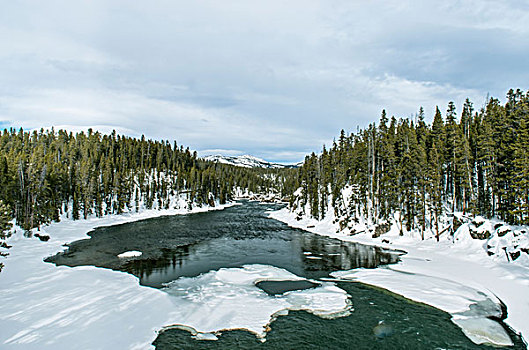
[0,201,357,350]
[0,202,237,349]
[2,199,527,349]
[269,207,529,347]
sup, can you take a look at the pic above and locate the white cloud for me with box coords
[0,88,319,162]
[0,1,527,162]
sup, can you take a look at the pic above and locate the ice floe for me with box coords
[161,264,352,340]
[332,266,513,347]
[117,251,142,258]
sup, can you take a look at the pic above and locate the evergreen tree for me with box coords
[290,89,529,240]
[0,199,13,272]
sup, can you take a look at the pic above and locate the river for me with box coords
[46,201,525,349]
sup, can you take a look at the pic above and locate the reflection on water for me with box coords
[124,234,401,288]
[298,234,400,272]
[43,201,527,349]
[46,201,402,288]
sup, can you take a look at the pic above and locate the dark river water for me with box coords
[46,201,525,349]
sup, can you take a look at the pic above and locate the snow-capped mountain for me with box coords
[204,155,297,169]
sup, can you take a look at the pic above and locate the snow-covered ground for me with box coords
[270,207,529,347]
[2,191,527,348]
[0,201,351,349]
[0,202,234,349]
[203,154,292,168]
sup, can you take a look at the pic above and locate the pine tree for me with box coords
[0,199,13,271]
[445,102,459,212]
[512,92,529,223]
[428,142,443,241]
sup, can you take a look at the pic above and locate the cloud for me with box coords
[197,149,245,157]
[0,88,319,162]
[0,1,527,162]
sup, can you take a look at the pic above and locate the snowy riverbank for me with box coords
[0,201,353,349]
[0,202,236,349]
[269,207,529,347]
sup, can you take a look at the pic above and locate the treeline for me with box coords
[0,128,280,231]
[296,89,529,238]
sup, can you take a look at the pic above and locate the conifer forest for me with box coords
[0,128,294,235]
[295,89,529,237]
[1,89,528,243]
[0,88,528,272]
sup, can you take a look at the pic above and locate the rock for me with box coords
[469,225,491,240]
[497,226,511,237]
[467,216,495,240]
[349,229,365,235]
[0,241,12,249]
[510,251,521,261]
[34,233,50,242]
[472,216,486,226]
[372,222,391,238]
[373,321,393,338]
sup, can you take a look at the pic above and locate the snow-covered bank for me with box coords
[0,201,353,350]
[232,186,287,203]
[332,268,512,346]
[270,207,529,347]
[0,202,236,349]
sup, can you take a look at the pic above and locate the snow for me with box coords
[269,207,529,346]
[2,189,527,348]
[0,202,350,349]
[332,268,512,346]
[162,264,351,340]
[453,318,513,346]
[0,202,233,349]
[203,154,293,169]
[118,251,142,258]
[305,256,323,260]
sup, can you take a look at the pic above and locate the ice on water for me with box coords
[332,267,513,347]
[161,264,352,339]
[117,250,142,258]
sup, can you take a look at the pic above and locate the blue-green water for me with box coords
[46,201,526,349]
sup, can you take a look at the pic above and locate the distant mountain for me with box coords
[204,155,299,169]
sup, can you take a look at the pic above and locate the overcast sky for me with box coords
[1,1,528,163]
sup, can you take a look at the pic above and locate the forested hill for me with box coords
[293,89,529,238]
[0,128,296,233]
[1,88,527,250]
